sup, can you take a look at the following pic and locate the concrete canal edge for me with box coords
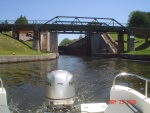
[0,53,59,64]
[93,53,150,61]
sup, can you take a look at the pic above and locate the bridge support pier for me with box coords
[46,31,50,52]
[12,29,16,38]
[91,34,101,54]
[32,29,40,52]
[127,34,135,52]
[12,28,19,39]
[46,31,58,53]
[145,35,149,43]
[118,33,124,53]
[49,32,58,53]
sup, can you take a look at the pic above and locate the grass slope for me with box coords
[109,33,150,54]
[0,33,45,55]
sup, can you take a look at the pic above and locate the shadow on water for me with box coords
[0,55,150,112]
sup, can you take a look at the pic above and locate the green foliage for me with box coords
[59,38,78,46]
[1,20,9,24]
[15,15,28,25]
[59,38,71,46]
[72,39,78,42]
[127,11,150,27]
[79,35,83,39]
[147,12,150,20]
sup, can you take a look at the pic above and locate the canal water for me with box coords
[0,55,150,113]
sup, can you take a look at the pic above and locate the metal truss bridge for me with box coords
[0,16,128,33]
[0,16,150,35]
[39,16,128,33]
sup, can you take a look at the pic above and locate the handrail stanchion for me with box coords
[0,78,4,92]
[113,72,150,98]
[113,78,116,89]
[145,80,148,98]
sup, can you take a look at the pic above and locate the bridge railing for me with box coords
[0,20,48,25]
[0,18,127,27]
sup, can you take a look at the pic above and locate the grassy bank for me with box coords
[109,33,150,54]
[0,33,47,55]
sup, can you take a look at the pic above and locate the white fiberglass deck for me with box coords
[0,106,10,113]
[81,103,107,113]
[104,85,150,113]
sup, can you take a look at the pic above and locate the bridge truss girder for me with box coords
[40,16,128,33]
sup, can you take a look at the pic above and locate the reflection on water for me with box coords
[0,55,150,113]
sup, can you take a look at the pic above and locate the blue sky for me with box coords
[1,0,150,44]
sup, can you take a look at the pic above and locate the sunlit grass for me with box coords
[0,33,48,55]
[109,33,150,54]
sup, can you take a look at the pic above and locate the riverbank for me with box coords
[93,53,150,61]
[0,53,59,64]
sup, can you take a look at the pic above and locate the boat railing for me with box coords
[0,78,4,92]
[113,72,150,98]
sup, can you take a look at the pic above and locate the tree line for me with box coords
[127,10,150,28]
[59,35,83,46]
[1,15,28,25]
[59,38,78,46]
[15,15,28,25]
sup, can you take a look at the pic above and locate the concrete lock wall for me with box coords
[66,38,87,56]
[65,33,111,56]
[91,34,101,54]
[91,33,109,54]
[0,53,57,64]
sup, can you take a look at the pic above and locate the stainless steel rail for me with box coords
[0,78,4,92]
[113,72,150,98]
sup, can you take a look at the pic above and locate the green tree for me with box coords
[4,20,8,24]
[147,12,150,21]
[15,15,28,25]
[59,38,78,46]
[72,39,78,43]
[1,20,8,24]
[59,38,72,46]
[127,11,150,27]
[79,35,83,39]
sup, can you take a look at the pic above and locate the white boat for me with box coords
[0,78,10,113]
[0,71,150,113]
[104,72,150,113]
